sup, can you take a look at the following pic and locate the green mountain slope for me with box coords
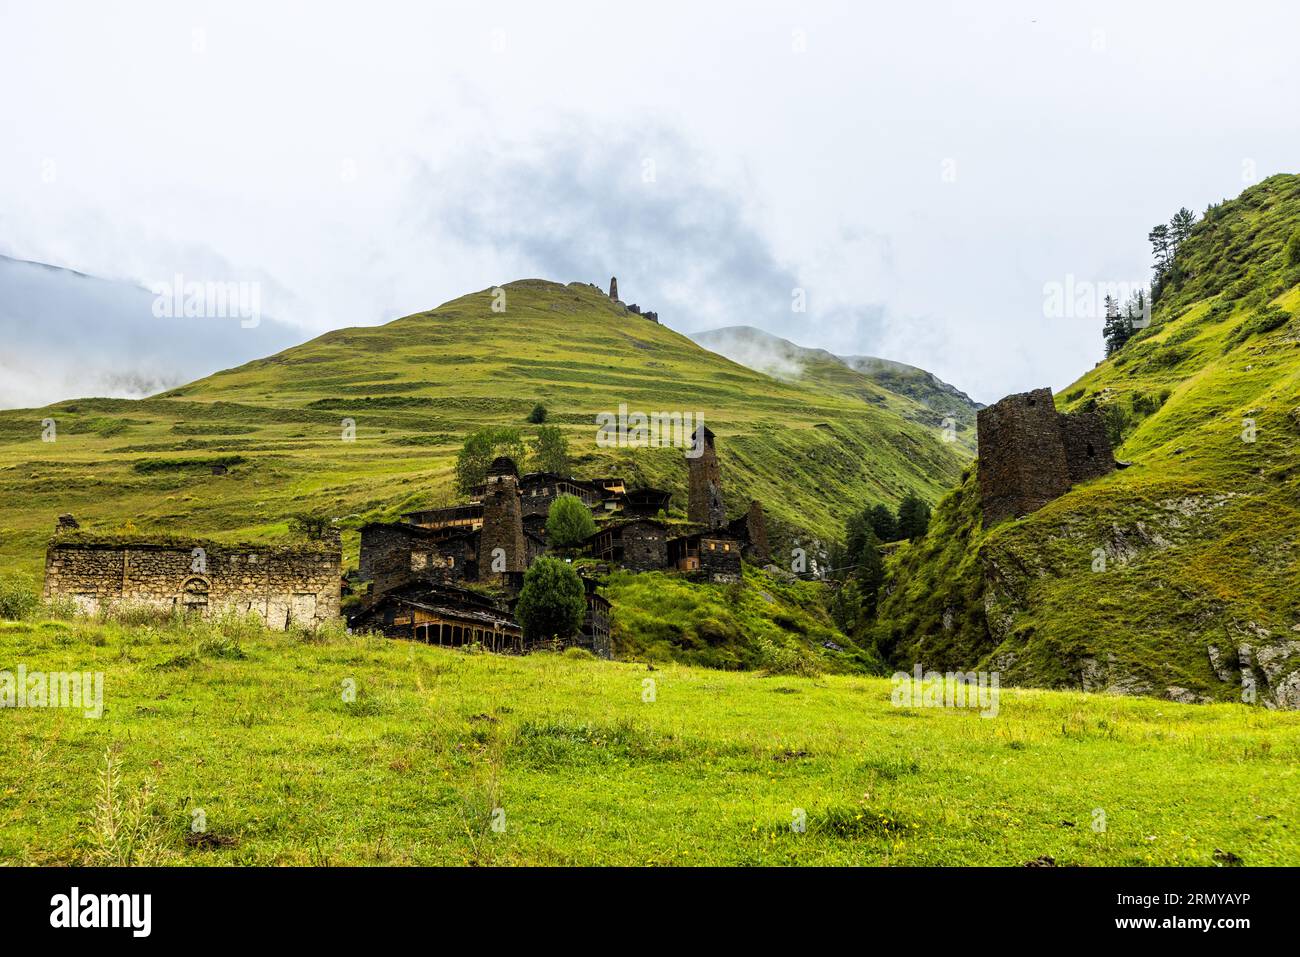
[690,325,981,452]
[0,280,964,582]
[876,174,1300,709]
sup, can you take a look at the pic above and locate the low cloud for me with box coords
[412,122,874,342]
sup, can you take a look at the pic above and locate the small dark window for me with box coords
[1086,442,1095,457]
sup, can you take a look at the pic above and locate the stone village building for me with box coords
[353,426,769,655]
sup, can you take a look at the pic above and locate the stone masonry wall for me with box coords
[44,540,340,628]
[621,522,668,572]
[1059,409,1116,485]
[977,387,1116,526]
[698,535,742,583]
[360,524,469,596]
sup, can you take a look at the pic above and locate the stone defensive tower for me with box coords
[976,387,1116,526]
[608,276,618,301]
[687,425,726,527]
[477,456,526,581]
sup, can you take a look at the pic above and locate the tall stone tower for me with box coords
[477,456,526,581]
[687,425,725,527]
[608,276,618,301]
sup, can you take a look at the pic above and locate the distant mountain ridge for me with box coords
[0,254,303,409]
[690,325,981,451]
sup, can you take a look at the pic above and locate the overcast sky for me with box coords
[2,0,1298,403]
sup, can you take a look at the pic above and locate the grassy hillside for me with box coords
[0,280,964,581]
[691,325,981,452]
[876,174,1300,709]
[3,612,1296,865]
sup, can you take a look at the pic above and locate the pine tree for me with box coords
[856,530,885,612]
[1148,224,1171,276]
[1170,207,1197,249]
[896,493,931,540]
[865,503,899,542]
[1103,310,1134,355]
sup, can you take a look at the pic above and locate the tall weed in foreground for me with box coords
[85,748,175,866]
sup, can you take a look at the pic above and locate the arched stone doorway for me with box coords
[180,576,210,616]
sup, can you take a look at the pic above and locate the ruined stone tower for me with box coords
[976,387,1116,526]
[687,425,725,527]
[608,276,618,301]
[477,456,526,581]
[728,499,770,561]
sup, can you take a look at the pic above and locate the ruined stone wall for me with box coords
[742,500,770,562]
[1059,410,1116,485]
[360,524,473,596]
[44,540,340,628]
[687,428,725,527]
[977,387,1116,525]
[976,388,1071,525]
[478,474,526,581]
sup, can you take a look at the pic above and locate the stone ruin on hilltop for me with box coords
[976,387,1117,526]
[605,276,658,323]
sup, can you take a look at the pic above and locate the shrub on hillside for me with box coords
[1285,227,1300,266]
[755,636,821,677]
[546,493,597,548]
[1101,402,1131,447]
[527,403,548,424]
[514,557,586,644]
[0,573,40,620]
[1227,304,1293,349]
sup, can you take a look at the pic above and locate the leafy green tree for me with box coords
[454,427,526,496]
[529,425,570,475]
[527,403,548,424]
[896,493,931,540]
[545,493,597,548]
[514,557,586,644]
[1101,402,1131,446]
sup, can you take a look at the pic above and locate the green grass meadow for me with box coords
[2,613,1295,866]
